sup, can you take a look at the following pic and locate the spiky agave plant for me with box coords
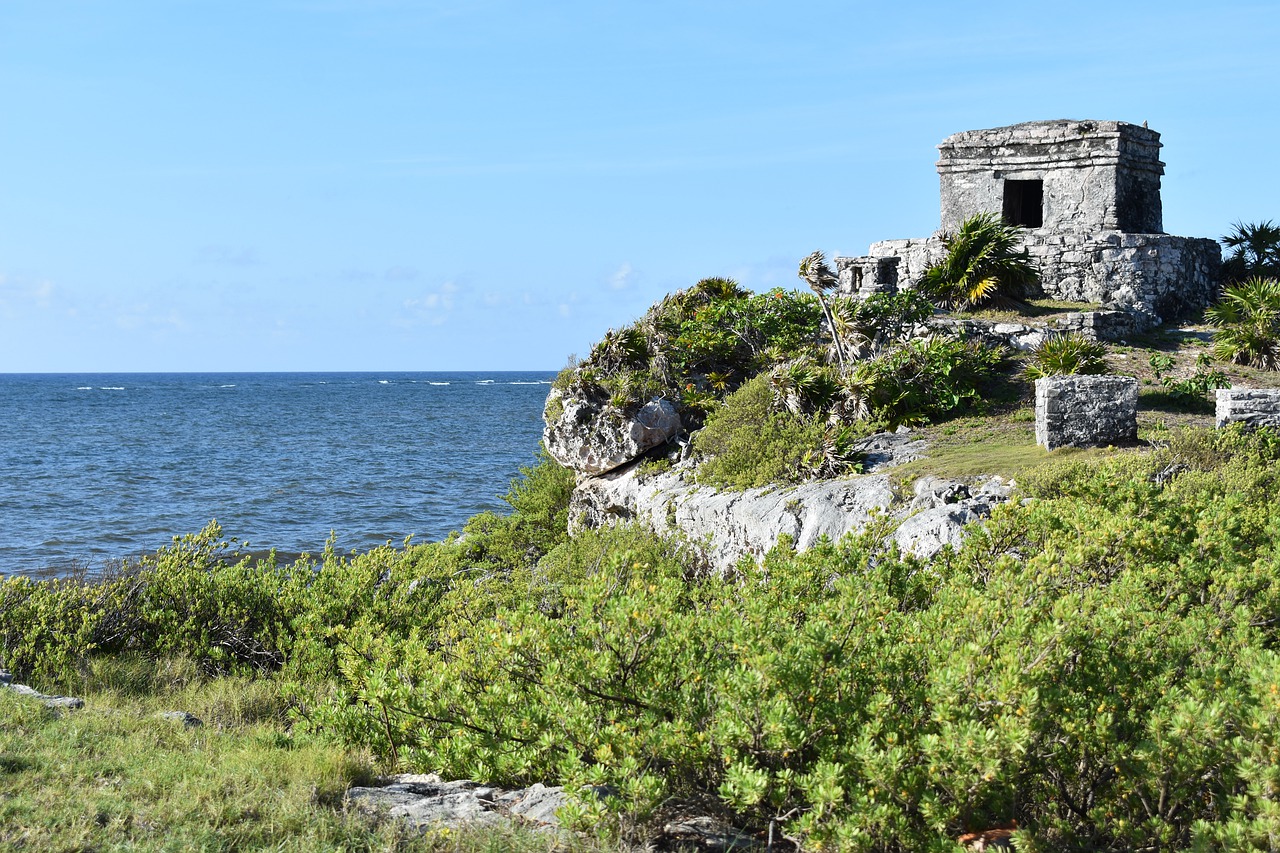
[1206,276,1280,370]
[1023,332,1109,380]
[919,212,1039,310]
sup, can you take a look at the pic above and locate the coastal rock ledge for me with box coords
[570,432,1013,572]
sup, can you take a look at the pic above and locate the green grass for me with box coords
[948,297,1101,324]
[0,673,625,853]
[893,417,1118,482]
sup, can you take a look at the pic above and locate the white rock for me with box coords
[543,388,680,477]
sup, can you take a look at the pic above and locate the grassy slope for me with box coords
[0,676,622,853]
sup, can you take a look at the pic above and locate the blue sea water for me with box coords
[0,372,555,576]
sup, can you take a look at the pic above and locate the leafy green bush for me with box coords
[1148,351,1230,403]
[918,212,1039,310]
[1206,276,1280,370]
[850,336,1007,427]
[691,373,830,490]
[318,426,1280,851]
[0,451,574,691]
[554,279,823,428]
[1023,332,1109,379]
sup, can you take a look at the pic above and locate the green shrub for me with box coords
[556,280,823,428]
[852,336,1007,427]
[918,213,1039,310]
[0,452,575,692]
[1148,351,1230,404]
[1023,332,1109,379]
[692,373,829,490]
[1206,276,1280,370]
[323,427,1280,850]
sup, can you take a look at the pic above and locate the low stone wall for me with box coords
[839,231,1220,331]
[1035,375,1139,450]
[1216,389,1280,430]
[1026,232,1221,327]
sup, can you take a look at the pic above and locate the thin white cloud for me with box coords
[608,262,634,291]
[385,266,420,281]
[400,281,459,327]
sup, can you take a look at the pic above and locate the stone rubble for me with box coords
[347,774,769,849]
[0,674,85,710]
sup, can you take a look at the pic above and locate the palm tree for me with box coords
[918,213,1039,310]
[1205,276,1280,370]
[1221,221,1280,284]
[798,250,847,370]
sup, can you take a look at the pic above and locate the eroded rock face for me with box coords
[569,443,1015,572]
[543,387,680,477]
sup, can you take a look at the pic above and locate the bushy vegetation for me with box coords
[1206,276,1280,370]
[1221,220,1280,284]
[918,213,1039,310]
[552,278,823,426]
[0,449,574,690]
[1023,332,1109,380]
[691,374,834,490]
[303,426,1280,851]
[8,411,1280,851]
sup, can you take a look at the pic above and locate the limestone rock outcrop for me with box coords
[345,774,578,836]
[0,673,84,710]
[569,434,1014,572]
[543,387,680,477]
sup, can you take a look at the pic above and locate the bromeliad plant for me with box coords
[919,212,1039,310]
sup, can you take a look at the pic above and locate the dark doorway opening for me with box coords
[1003,179,1044,228]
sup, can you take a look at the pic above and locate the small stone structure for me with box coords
[837,120,1221,332]
[1216,389,1280,430]
[1035,375,1139,450]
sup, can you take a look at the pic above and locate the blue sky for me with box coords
[2,1,1277,372]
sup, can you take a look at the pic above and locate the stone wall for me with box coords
[845,232,1220,330]
[1026,232,1221,326]
[1215,389,1280,430]
[1035,375,1139,450]
[937,120,1164,235]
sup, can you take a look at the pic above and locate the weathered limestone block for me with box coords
[1,680,84,710]
[1056,309,1137,342]
[931,318,1049,352]
[1035,375,1138,450]
[1216,389,1280,430]
[543,387,680,477]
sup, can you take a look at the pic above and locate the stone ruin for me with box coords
[836,120,1221,333]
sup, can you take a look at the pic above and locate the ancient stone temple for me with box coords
[836,120,1221,331]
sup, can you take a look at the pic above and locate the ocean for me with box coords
[0,372,555,576]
